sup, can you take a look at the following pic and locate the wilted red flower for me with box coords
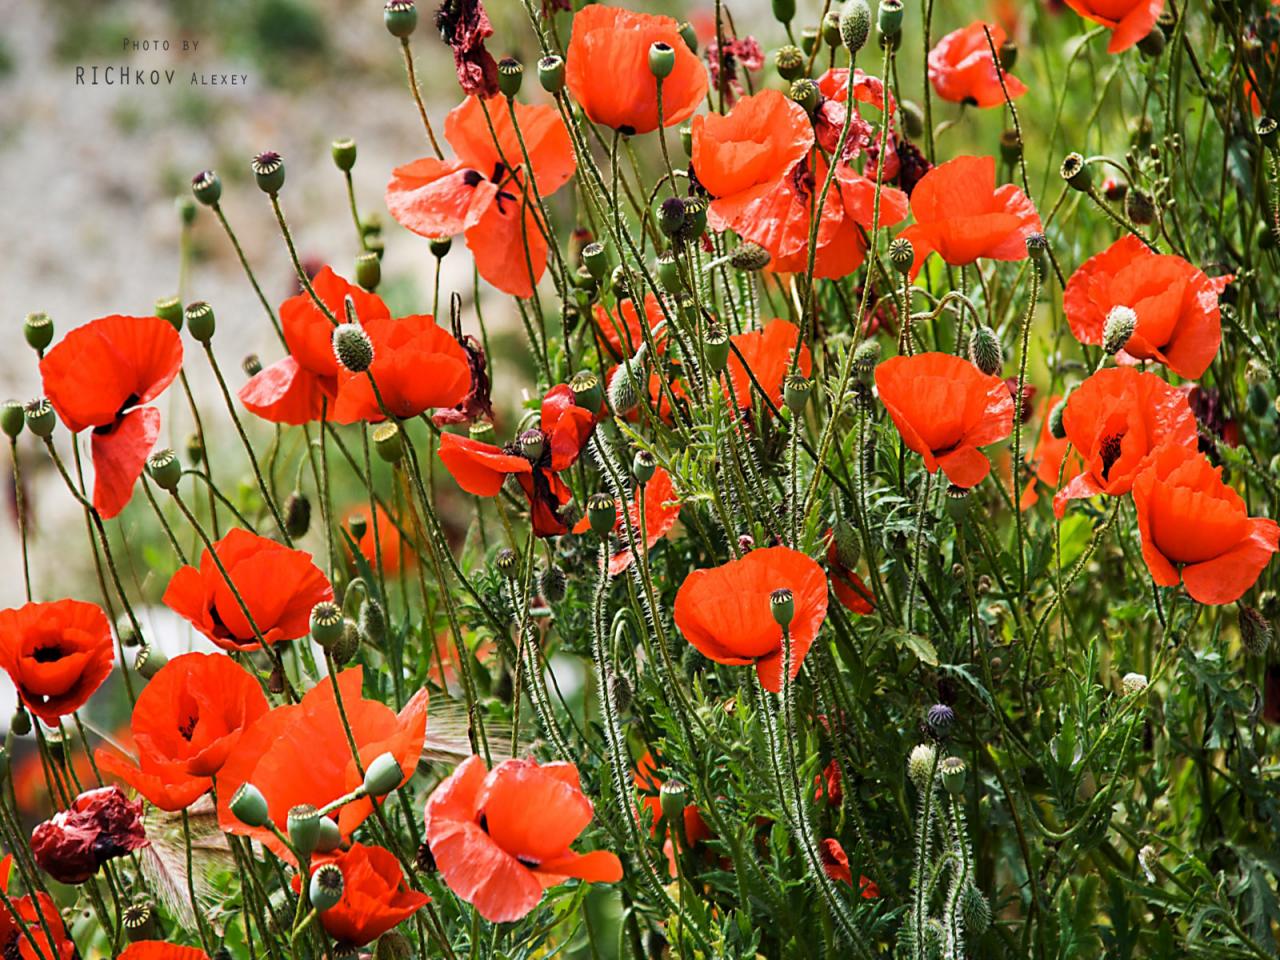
[217,668,429,861]
[39,314,182,518]
[240,267,390,425]
[594,294,667,360]
[1020,396,1083,511]
[432,327,493,427]
[705,34,763,105]
[875,352,1015,488]
[1063,235,1232,381]
[815,68,899,174]
[565,5,708,135]
[0,856,77,960]
[929,22,1027,108]
[162,528,333,653]
[31,785,148,885]
[425,755,623,923]
[1054,367,1198,518]
[896,155,1041,278]
[296,843,429,946]
[387,97,575,298]
[674,546,828,693]
[0,599,114,726]
[515,468,575,538]
[334,313,472,422]
[435,0,498,97]
[438,433,533,496]
[119,945,208,960]
[1064,0,1164,53]
[572,466,681,575]
[826,534,874,615]
[725,318,812,410]
[1132,444,1279,605]
[96,652,269,811]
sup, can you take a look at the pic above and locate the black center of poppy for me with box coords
[618,124,636,137]
[517,856,540,868]
[2,932,19,960]
[1099,433,1123,480]
[491,161,507,183]
[178,714,198,741]
[31,645,63,663]
[462,169,484,188]
[477,812,489,834]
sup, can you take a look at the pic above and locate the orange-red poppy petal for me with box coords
[90,406,160,519]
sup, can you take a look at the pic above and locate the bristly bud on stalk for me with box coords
[648,41,676,79]
[962,884,992,935]
[1059,152,1090,191]
[363,752,404,796]
[359,597,386,645]
[145,449,182,492]
[1,401,23,440]
[191,169,222,206]
[852,339,881,379]
[678,197,707,241]
[1137,27,1165,57]
[1121,671,1148,695]
[242,353,263,377]
[770,588,795,629]
[373,422,404,463]
[657,250,683,293]
[588,493,618,537]
[999,129,1021,167]
[610,264,633,299]
[789,78,820,114]
[582,241,609,280]
[281,490,310,538]
[134,645,165,679]
[840,0,872,52]
[332,620,361,665]
[23,399,56,439]
[1240,605,1274,656]
[677,21,697,53]
[377,931,415,960]
[383,0,418,38]
[705,324,731,372]
[540,563,567,603]
[538,54,565,93]
[333,323,374,373]
[832,519,861,569]
[888,237,914,275]
[287,804,321,857]
[356,251,381,291]
[497,57,523,98]
[878,0,904,36]
[775,44,806,80]
[310,601,345,649]
[608,361,641,415]
[230,783,271,827]
[1125,189,1155,225]
[657,197,686,237]
[969,325,1003,376]
[925,703,955,740]
[940,755,966,795]
[251,151,285,195]
[633,448,657,483]
[570,369,605,414]
[907,743,936,790]
[24,312,54,352]
[122,902,157,942]
[730,242,772,271]
[184,301,215,343]
[784,373,812,414]
[1258,116,1278,151]
[494,547,520,580]
[772,0,796,26]
[155,296,183,331]
[309,863,345,912]
[1103,305,1138,355]
[331,138,357,172]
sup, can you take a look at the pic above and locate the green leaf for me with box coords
[886,628,939,666]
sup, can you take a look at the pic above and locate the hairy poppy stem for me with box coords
[8,439,31,601]
[398,37,445,160]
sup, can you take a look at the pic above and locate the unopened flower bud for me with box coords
[878,0,903,36]
[310,863,345,912]
[649,41,676,79]
[999,129,1021,167]
[185,301,215,343]
[252,151,285,195]
[969,325,1003,375]
[907,743,936,790]
[191,169,222,206]
[888,237,914,274]
[282,490,310,538]
[311,601,345,648]
[363,752,404,796]
[331,138,357,172]
[376,931,414,960]
[633,448,657,483]
[608,362,640,415]
[588,493,618,537]
[288,804,321,857]
[1059,152,1090,191]
[1121,671,1148,695]
[1137,27,1165,57]
[146,449,182,492]
[359,597,386,645]
[657,197,686,237]
[770,587,795,628]
[832,520,861,569]
[24,312,53,352]
[776,44,806,80]
[1103,305,1137,355]
[570,369,604,414]
[9,708,30,738]
[230,783,271,827]
[722,242,771,274]
[155,296,183,331]
[538,54,565,93]
[23,399,55,439]
[772,0,796,25]
[998,39,1017,71]
[840,0,871,51]
[355,251,381,291]
[1125,189,1155,226]
[962,884,991,934]
[383,0,418,38]
[333,323,374,373]
[540,563,567,603]
[1240,604,1274,656]
[332,620,361,665]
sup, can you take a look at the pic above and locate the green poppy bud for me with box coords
[1103,305,1137,355]
[191,169,222,206]
[540,564,567,603]
[906,743,936,790]
[538,54,565,93]
[1,401,25,440]
[588,493,618,537]
[230,783,271,827]
[359,597,386,646]
[649,41,676,79]
[9,708,30,738]
[146,449,182,492]
[969,325,1003,376]
[840,0,871,52]
[363,751,404,796]
[355,251,381,292]
[772,0,796,24]
[288,804,321,857]
[23,399,56,439]
[1240,604,1274,656]
[24,312,54,352]
[331,138,357,172]
[284,490,311,538]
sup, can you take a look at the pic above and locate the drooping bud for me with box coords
[185,301,216,343]
[999,129,1022,167]
[363,752,404,796]
[657,197,686,237]
[155,296,183,331]
[230,783,271,827]
[538,54,565,94]
[145,449,182,492]
[282,490,311,538]
[1102,305,1138,355]
[332,619,361,665]
[775,44,806,80]
[899,100,925,139]
[23,399,56,439]
[24,312,54,352]
[383,0,418,38]
[840,0,872,52]
[1137,27,1165,57]
[961,884,991,935]
[608,362,640,415]
[497,57,524,98]
[1240,604,1274,656]
[252,151,285,195]
[539,564,567,603]
[359,597,386,645]
[1059,152,1090,191]
[648,41,676,79]
[310,863,345,912]
[772,0,796,25]
[770,587,795,629]
[9,707,30,738]
[191,169,222,206]
[939,755,966,795]
[587,493,618,537]
[832,519,861,569]
[288,804,321,857]
[888,237,914,274]
[998,39,1017,71]
[333,323,374,373]
[1125,190,1155,226]
[373,422,404,463]
[968,325,1003,376]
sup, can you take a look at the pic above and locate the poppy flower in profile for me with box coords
[217,668,429,861]
[1020,396,1084,511]
[0,599,114,726]
[30,785,148,885]
[39,314,183,519]
[674,546,828,693]
[929,22,1027,108]
[334,313,472,422]
[875,352,1015,488]
[425,755,623,923]
[96,652,269,811]
[295,843,429,947]
[895,155,1041,278]
[162,528,332,653]
[386,97,575,298]
[826,534,874,615]
[1063,235,1232,381]
[346,504,412,576]
[565,5,708,135]
[1054,367,1198,518]
[1132,444,1280,605]
[241,267,390,425]
[725,318,812,410]
[594,294,667,360]
[438,432,534,496]
[119,944,208,960]
[572,467,682,575]
[819,838,853,885]
[1063,0,1164,53]
[0,856,77,960]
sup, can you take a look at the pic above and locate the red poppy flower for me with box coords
[594,294,667,360]
[1020,396,1083,511]
[1063,235,1232,381]
[565,5,708,135]
[295,843,429,947]
[875,352,1015,488]
[725,319,812,410]
[240,267,390,425]
[1132,444,1279,605]
[516,468,575,538]
[386,97,575,298]
[334,313,472,422]
[217,667,429,861]
[540,384,598,472]
[896,155,1041,278]
[0,857,77,960]
[0,599,113,726]
[692,89,812,202]
[929,22,1027,108]
[95,652,269,811]
[859,875,880,898]
[819,837,853,885]
[438,433,533,497]
[1064,0,1164,53]
[572,466,682,575]
[826,534,874,615]
[425,755,623,923]
[39,314,182,518]
[815,758,844,806]
[162,528,332,653]
[1053,367,1198,518]
[674,546,828,693]
[30,785,148,885]
[119,944,208,960]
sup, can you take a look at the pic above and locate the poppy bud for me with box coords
[659,780,688,827]
[819,10,842,47]
[840,0,871,53]
[275,492,309,541]
[852,339,881,380]
[145,449,182,492]
[1059,152,1090,192]
[1,401,24,440]
[789,78,820,114]
[333,323,374,373]
[288,804,321,857]
[363,752,404,796]
[122,902,157,942]
[24,312,54,352]
[314,815,341,854]
[677,20,697,53]
[309,862,344,912]
[230,783,271,827]
[355,251,381,292]
[370,422,403,464]
[494,547,520,580]
[588,492,618,537]
[538,54,565,93]
[311,601,345,649]
[998,39,1017,71]
[775,44,806,80]
[887,237,914,274]
[1259,117,1279,151]
[191,169,222,206]
[333,619,361,665]
[633,448,657,483]
[772,0,796,25]
[705,324,731,372]
[9,706,30,737]
[770,587,795,629]
[1121,671,1148,695]
[570,369,604,414]
[24,399,55,438]
[906,743,936,790]
[999,130,1021,167]
[926,703,955,740]
[1025,232,1048,274]
[878,0,903,35]
[347,512,368,545]
[155,296,183,331]
[945,483,970,521]
[540,563,567,603]
[968,325,1003,376]
[657,197,686,237]
[383,0,418,37]
[134,645,165,679]
[177,195,197,229]
[609,361,641,415]
[1240,604,1274,656]
[252,151,285,196]
[678,197,707,242]
[680,124,693,156]
[185,301,215,343]
[649,41,676,79]
[832,519,861,569]
[1102,305,1137,355]
[1137,27,1165,57]
[784,373,812,414]
[359,597,386,646]
[939,755,966,795]
[492,57,523,100]
[377,931,415,960]
[582,241,609,280]
[962,884,991,935]
[730,242,772,271]
[1125,189,1155,226]
[657,251,683,293]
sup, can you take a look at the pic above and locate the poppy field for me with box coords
[5,0,1280,956]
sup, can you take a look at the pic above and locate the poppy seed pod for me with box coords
[775,44,806,80]
[1025,231,1048,273]
[185,432,204,466]
[184,301,215,343]
[331,138,357,172]
[178,194,198,224]
[540,563,567,603]
[429,236,452,258]
[1103,305,1138,355]
[888,237,914,274]
[820,10,842,48]
[283,490,311,538]
[1240,604,1274,656]
[705,324,731,372]
[962,884,991,935]
[519,428,546,462]
[1125,189,1155,226]
[333,323,374,373]
[242,353,262,377]
[363,752,404,796]
[677,20,697,53]
[288,804,322,857]
[383,0,418,37]
[649,41,676,79]
[657,251,683,292]
[770,587,795,629]
[538,54,565,93]
[633,448,657,483]
[907,743,936,790]
[310,863,345,912]
[316,815,342,853]
[784,373,812,414]
[134,645,165,679]
[570,369,604,414]
[497,57,523,99]
[495,547,520,580]
[945,483,970,521]
[1059,152,1090,191]
[355,251,381,291]
[2,400,25,440]
[582,241,609,280]
[659,780,688,825]
[251,151,285,195]
[926,703,955,740]
[145,449,182,492]
[999,130,1022,167]
[772,0,796,24]
[310,601,345,649]
[608,361,641,414]
[1259,117,1278,151]
[373,422,404,464]
[588,492,618,537]
[24,312,54,352]
[730,242,772,271]
[23,399,56,438]
[940,755,966,795]
[191,169,222,206]
[789,78,820,114]
[840,0,872,53]
[969,325,1003,376]
[657,197,686,237]
[122,902,157,943]
[878,0,903,36]
[678,197,707,241]
[155,296,183,331]
[230,783,271,827]
[1137,27,1165,57]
